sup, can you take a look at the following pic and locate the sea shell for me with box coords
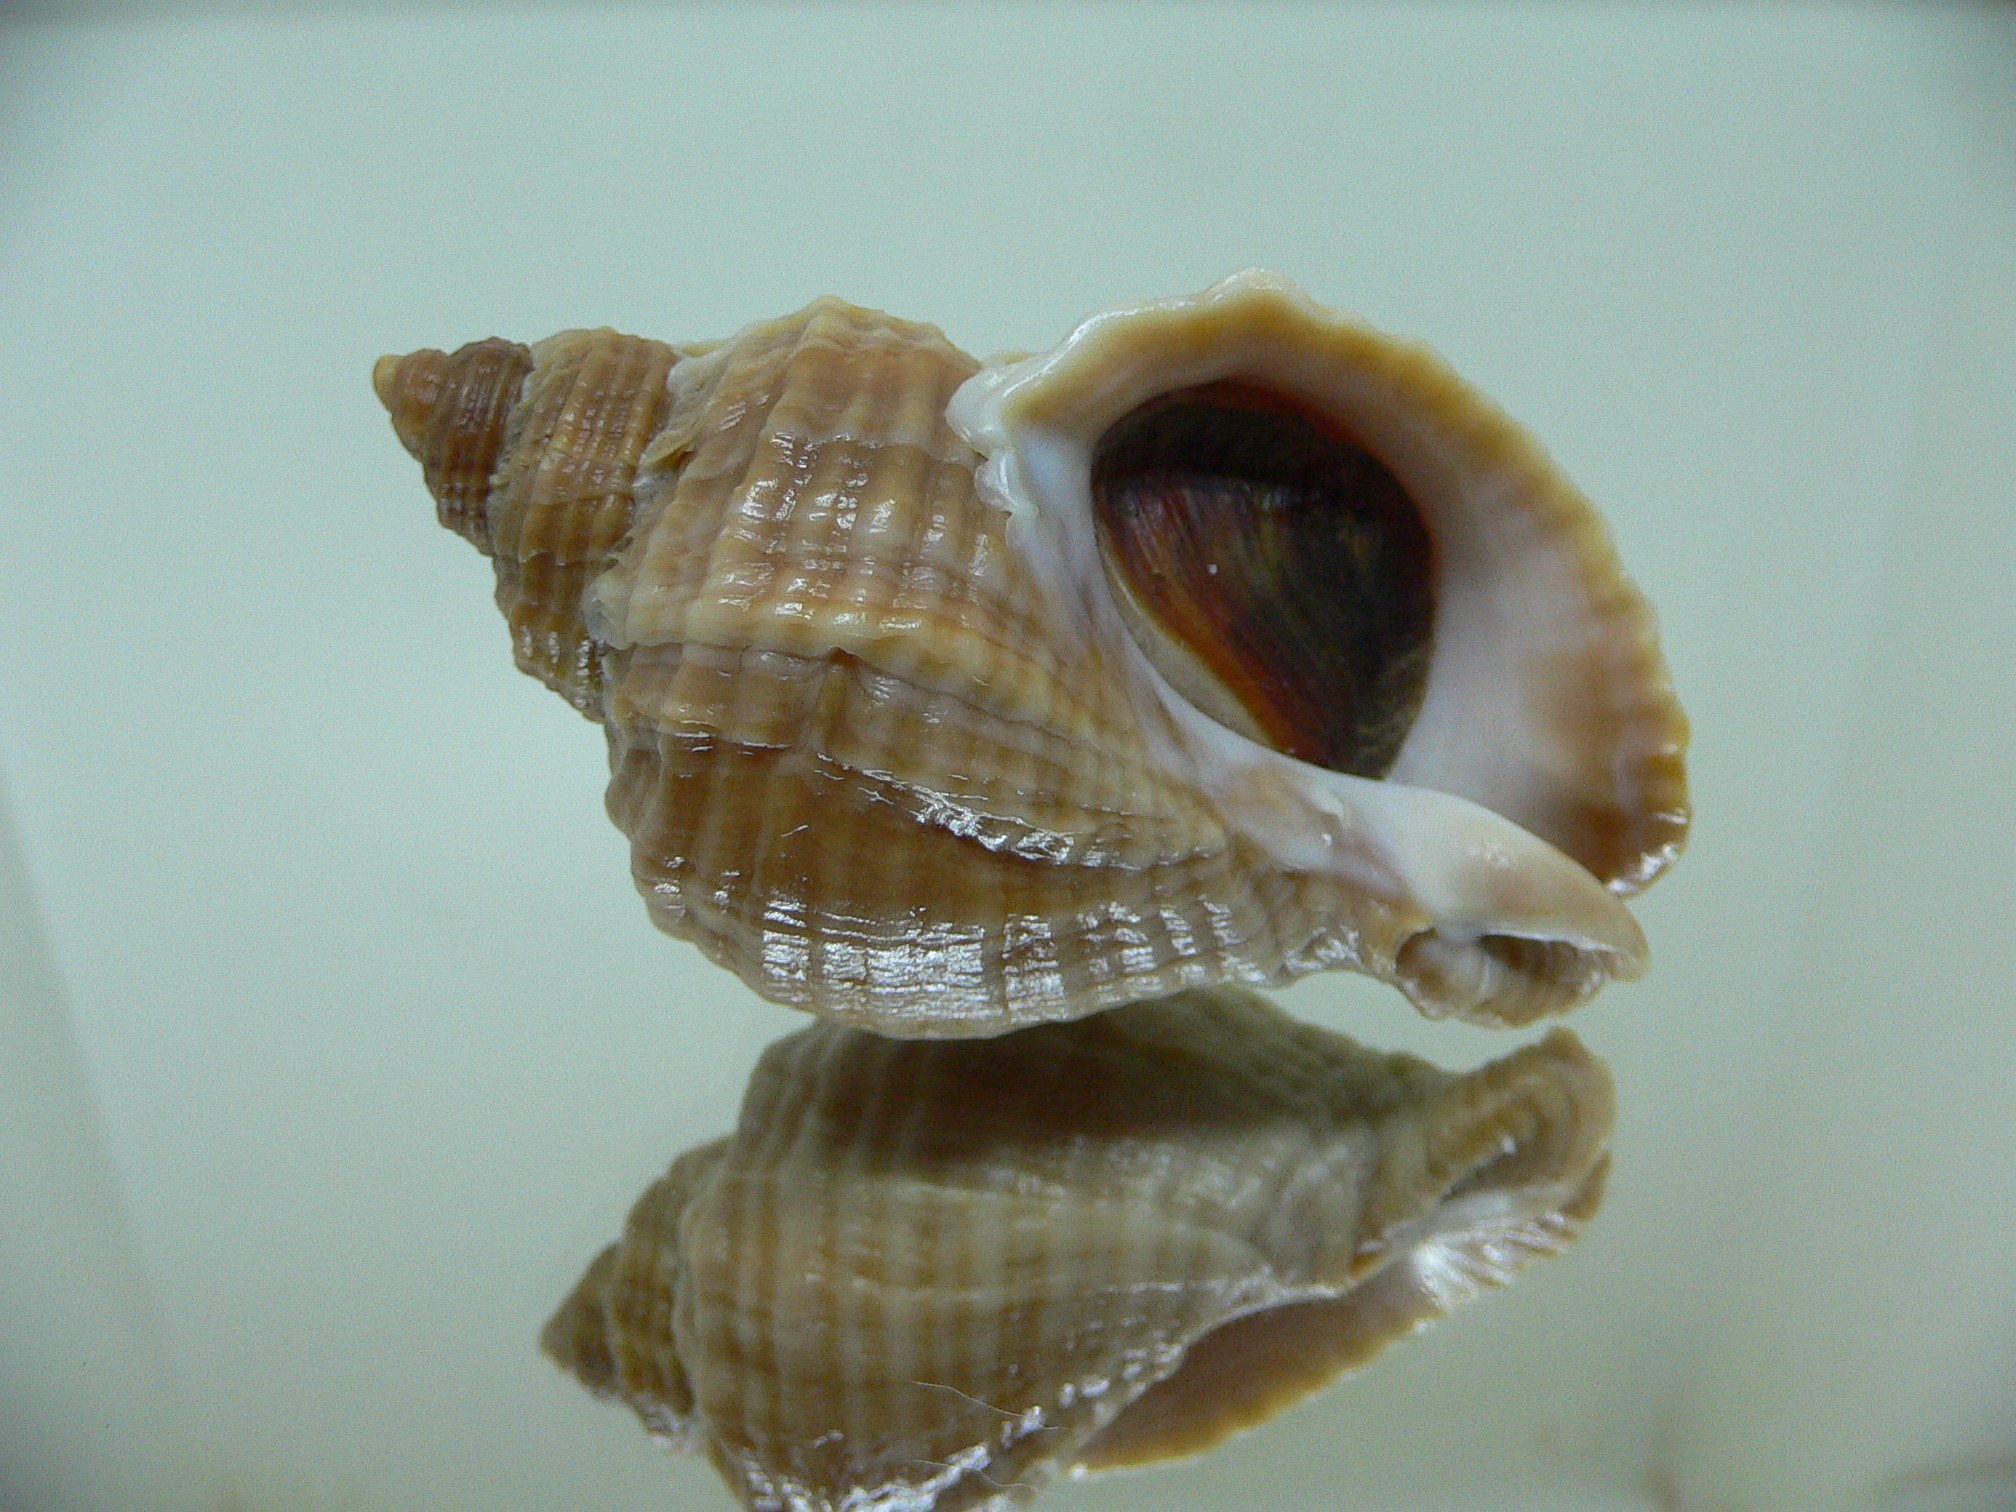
[541,985,1615,1512]
[375,274,1686,1036]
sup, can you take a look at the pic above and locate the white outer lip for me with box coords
[947,269,1650,973]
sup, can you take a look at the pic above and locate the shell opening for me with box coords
[1090,380,1436,779]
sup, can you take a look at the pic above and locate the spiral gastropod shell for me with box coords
[543,985,1615,1511]
[376,274,1686,1035]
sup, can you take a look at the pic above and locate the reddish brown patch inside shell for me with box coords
[1091,380,1436,778]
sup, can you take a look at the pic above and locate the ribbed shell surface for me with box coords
[542,986,1614,1512]
[376,289,1684,1035]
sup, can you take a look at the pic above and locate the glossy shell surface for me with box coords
[542,985,1615,1512]
[375,276,1687,1035]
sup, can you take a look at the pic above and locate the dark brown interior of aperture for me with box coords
[1091,380,1436,778]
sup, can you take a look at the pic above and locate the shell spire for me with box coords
[377,329,679,714]
[374,338,532,549]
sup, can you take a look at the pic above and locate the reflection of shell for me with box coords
[542,986,1614,1511]
[375,274,1686,1036]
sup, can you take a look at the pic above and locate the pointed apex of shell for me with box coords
[370,337,534,549]
[373,346,449,457]
[370,351,406,413]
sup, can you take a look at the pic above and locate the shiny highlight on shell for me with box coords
[375,273,1687,1035]
[542,985,1615,1512]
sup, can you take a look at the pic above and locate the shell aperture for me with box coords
[542,986,1615,1512]
[1090,379,1436,777]
[376,276,1688,1034]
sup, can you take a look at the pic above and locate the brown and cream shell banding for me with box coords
[542,985,1616,1512]
[374,272,1687,1036]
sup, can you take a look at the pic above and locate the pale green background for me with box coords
[2,5,2013,1511]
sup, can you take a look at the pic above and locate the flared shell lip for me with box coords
[950,270,1688,873]
[950,269,1467,512]
[946,270,1681,989]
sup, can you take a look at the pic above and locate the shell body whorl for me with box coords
[377,277,1688,1035]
